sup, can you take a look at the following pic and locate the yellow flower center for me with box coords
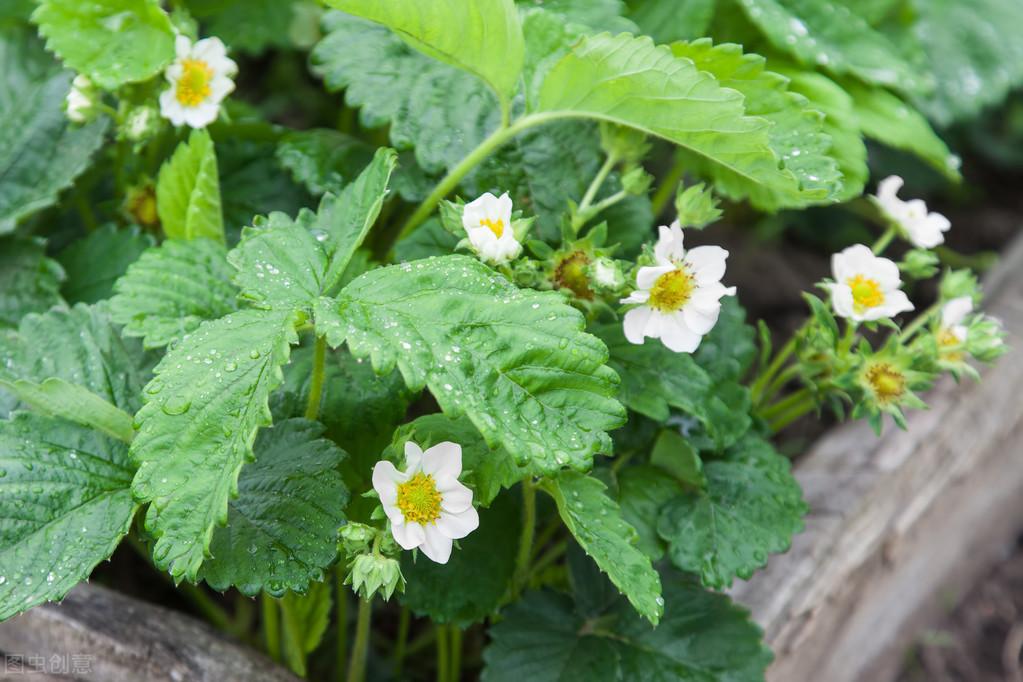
[396,472,442,525]
[479,217,505,238]
[553,250,594,300]
[176,58,213,107]
[648,268,695,312]
[864,362,905,404]
[936,327,965,361]
[846,274,884,312]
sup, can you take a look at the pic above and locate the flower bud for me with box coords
[899,248,939,280]
[339,522,376,556]
[966,316,1008,362]
[66,75,98,124]
[346,553,404,601]
[589,256,624,293]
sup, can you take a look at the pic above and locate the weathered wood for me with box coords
[0,582,298,682]
[731,232,1023,682]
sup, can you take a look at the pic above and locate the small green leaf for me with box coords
[537,33,819,208]
[0,237,65,328]
[317,255,625,475]
[200,419,348,597]
[650,429,706,488]
[323,0,524,103]
[734,0,923,94]
[57,226,154,305]
[0,303,147,414]
[157,129,225,243]
[131,308,299,580]
[184,0,302,55]
[543,471,663,624]
[276,128,374,196]
[388,414,525,507]
[0,29,107,232]
[657,433,807,589]
[841,79,961,181]
[32,0,175,89]
[1,378,134,443]
[400,486,521,626]
[0,412,137,621]
[616,465,682,561]
[312,12,498,175]
[482,571,771,681]
[630,0,715,43]
[110,238,239,349]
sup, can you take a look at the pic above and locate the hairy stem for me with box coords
[335,569,348,682]
[281,598,308,677]
[759,387,815,425]
[346,598,373,682]
[573,153,619,231]
[449,626,462,682]
[262,593,282,662]
[750,335,798,406]
[767,391,819,432]
[511,479,537,598]
[650,153,686,218]
[872,226,897,255]
[393,607,410,679]
[304,335,328,421]
[436,624,449,682]
[899,301,942,343]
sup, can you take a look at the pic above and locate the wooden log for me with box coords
[0,582,298,682]
[731,232,1023,682]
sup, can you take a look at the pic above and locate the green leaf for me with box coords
[1,378,134,443]
[184,0,302,55]
[388,414,525,507]
[157,129,225,243]
[669,39,842,209]
[482,572,771,682]
[593,321,751,450]
[276,129,374,196]
[912,0,1023,125]
[0,29,108,233]
[733,0,924,94]
[317,255,625,475]
[0,412,137,621]
[131,308,299,580]
[0,237,65,329]
[840,80,959,181]
[200,419,348,597]
[323,0,524,103]
[528,0,637,33]
[400,485,520,626]
[693,297,757,384]
[279,579,332,675]
[32,0,175,89]
[0,303,147,414]
[57,225,154,305]
[629,0,716,43]
[537,33,820,207]
[657,433,806,589]
[394,218,460,262]
[110,238,239,349]
[650,429,706,488]
[311,12,499,174]
[616,465,683,561]
[229,148,397,308]
[775,66,868,202]
[544,471,663,624]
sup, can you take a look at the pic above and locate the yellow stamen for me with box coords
[176,58,213,107]
[396,472,442,525]
[864,362,905,404]
[479,217,504,238]
[937,327,965,361]
[846,274,884,312]
[649,268,695,312]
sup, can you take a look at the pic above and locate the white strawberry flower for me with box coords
[874,175,951,249]
[462,192,521,264]
[829,244,914,321]
[620,222,736,353]
[159,35,237,129]
[65,75,95,123]
[938,296,973,346]
[372,441,479,564]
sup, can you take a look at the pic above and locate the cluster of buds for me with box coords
[339,522,404,601]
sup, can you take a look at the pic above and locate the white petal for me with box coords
[635,264,674,290]
[182,102,219,128]
[495,192,513,223]
[165,62,183,82]
[620,289,650,304]
[175,35,192,59]
[876,175,904,206]
[209,76,235,101]
[942,297,973,326]
[439,480,473,513]
[422,441,462,480]
[404,441,423,472]
[654,223,685,264]
[682,303,719,335]
[372,460,407,505]
[830,284,856,319]
[420,527,453,564]
[659,314,703,353]
[437,506,479,540]
[870,256,902,289]
[832,244,875,282]
[391,521,425,550]
[879,289,914,317]
[623,307,651,344]
[684,245,729,285]
[193,37,227,63]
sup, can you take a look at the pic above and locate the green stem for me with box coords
[336,571,348,682]
[573,153,619,230]
[756,364,801,411]
[262,593,282,663]
[393,607,410,679]
[650,154,686,219]
[767,392,819,432]
[304,335,328,421]
[346,598,373,682]
[579,190,629,224]
[529,539,568,579]
[394,112,570,244]
[436,624,449,682]
[512,479,537,597]
[872,226,897,255]
[899,301,941,343]
[449,626,462,682]
[934,245,999,271]
[750,336,798,404]
[759,387,814,423]
[281,598,308,677]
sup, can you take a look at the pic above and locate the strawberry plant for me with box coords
[0,0,1014,680]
